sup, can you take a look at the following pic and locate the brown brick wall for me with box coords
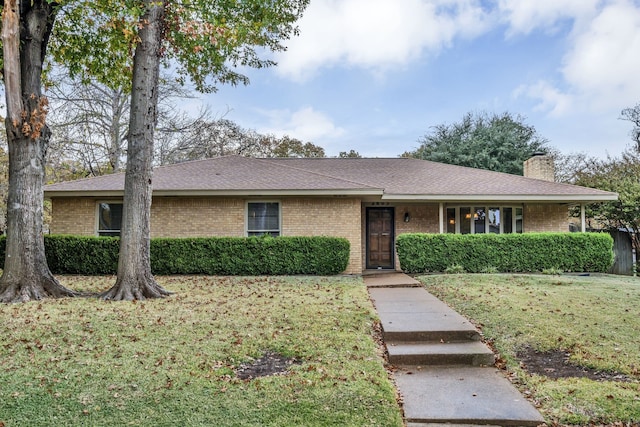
[524,204,569,232]
[523,155,555,182]
[282,198,362,275]
[150,198,245,237]
[50,198,98,236]
[395,204,440,234]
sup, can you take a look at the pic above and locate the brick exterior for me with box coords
[282,198,362,274]
[50,198,98,236]
[523,155,555,182]
[50,197,570,275]
[395,204,440,234]
[151,198,245,237]
[523,204,569,232]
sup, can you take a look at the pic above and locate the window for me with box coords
[247,202,280,237]
[445,206,522,234]
[97,202,123,237]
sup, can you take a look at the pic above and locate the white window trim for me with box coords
[245,200,281,237]
[96,200,123,236]
[445,205,523,235]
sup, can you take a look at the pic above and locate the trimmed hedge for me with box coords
[396,232,614,274]
[0,235,351,276]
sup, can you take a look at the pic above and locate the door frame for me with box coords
[365,207,395,270]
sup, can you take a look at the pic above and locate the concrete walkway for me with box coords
[365,273,545,427]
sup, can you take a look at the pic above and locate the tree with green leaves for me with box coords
[266,134,325,158]
[338,149,362,158]
[404,111,549,175]
[574,149,640,251]
[85,0,308,300]
[0,0,308,302]
[0,0,78,302]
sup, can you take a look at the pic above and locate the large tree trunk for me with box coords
[100,0,170,301]
[0,0,77,303]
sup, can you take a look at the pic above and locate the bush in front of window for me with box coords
[396,232,614,274]
[0,235,350,276]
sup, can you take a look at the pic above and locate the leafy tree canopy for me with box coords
[574,149,640,246]
[338,149,362,158]
[403,111,550,175]
[36,0,308,93]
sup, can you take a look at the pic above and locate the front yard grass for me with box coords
[418,273,640,426]
[0,275,403,427]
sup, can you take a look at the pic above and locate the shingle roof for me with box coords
[44,155,617,202]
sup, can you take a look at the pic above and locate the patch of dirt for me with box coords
[235,351,300,380]
[516,347,632,382]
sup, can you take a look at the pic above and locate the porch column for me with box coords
[581,203,586,232]
[439,203,444,234]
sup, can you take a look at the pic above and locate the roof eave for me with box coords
[381,194,619,203]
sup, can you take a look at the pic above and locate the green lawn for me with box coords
[418,273,640,426]
[0,276,402,427]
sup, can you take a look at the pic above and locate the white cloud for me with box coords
[561,0,640,110]
[275,0,492,81]
[497,0,599,35]
[258,107,345,142]
[513,81,573,117]
[506,0,640,116]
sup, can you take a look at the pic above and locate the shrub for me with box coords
[150,236,350,275]
[396,232,614,274]
[444,264,466,274]
[0,235,350,276]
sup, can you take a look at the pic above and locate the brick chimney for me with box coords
[523,152,555,182]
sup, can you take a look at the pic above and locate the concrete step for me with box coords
[369,287,482,342]
[364,272,422,288]
[387,341,495,366]
[383,328,481,343]
[394,366,545,427]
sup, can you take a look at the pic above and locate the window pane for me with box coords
[503,208,513,234]
[446,208,456,233]
[247,202,280,236]
[460,207,471,234]
[515,208,523,233]
[98,203,122,236]
[488,207,500,234]
[474,207,486,234]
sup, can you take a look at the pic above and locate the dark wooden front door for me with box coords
[366,208,394,269]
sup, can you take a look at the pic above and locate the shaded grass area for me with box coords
[0,276,402,427]
[418,273,640,426]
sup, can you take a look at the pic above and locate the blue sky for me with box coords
[192,0,640,159]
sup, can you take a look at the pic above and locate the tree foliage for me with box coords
[404,111,549,175]
[156,119,325,164]
[338,149,362,158]
[48,0,308,93]
[574,150,640,248]
[620,103,640,151]
[0,0,309,302]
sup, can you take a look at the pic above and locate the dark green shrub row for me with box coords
[0,235,350,276]
[150,236,350,275]
[396,232,614,274]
